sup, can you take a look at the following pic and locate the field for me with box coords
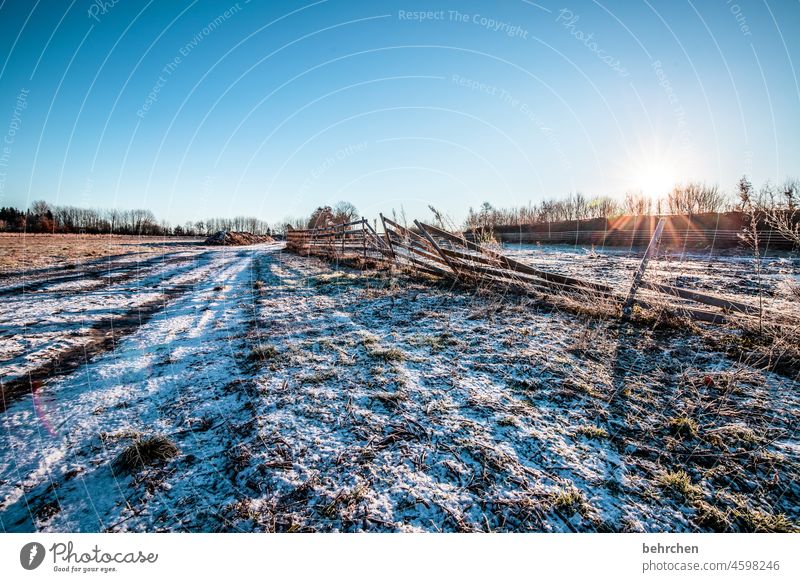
[0,235,798,532]
[0,233,203,273]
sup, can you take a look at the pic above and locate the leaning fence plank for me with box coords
[363,218,392,259]
[634,299,728,325]
[623,217,666,317]
[379,214,396,258]
[385,234,452,267]
[415,221,461,277]
[435,245,619,301]
[420,222,615,295]
[637,280,760,315]
[382,216,434,250]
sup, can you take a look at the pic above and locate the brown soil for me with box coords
[204,231,275,246]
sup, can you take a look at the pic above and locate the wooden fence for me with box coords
[286,216,790,326]
[286,218,389,263]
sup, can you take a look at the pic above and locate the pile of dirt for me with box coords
[204,231,275,246]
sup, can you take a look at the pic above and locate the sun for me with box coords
[627,153,678,199]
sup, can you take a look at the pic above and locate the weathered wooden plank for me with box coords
[382,216,436,250]
[361,219,393,259]
[379,214,396,258]
[305,228,367,238]
[441,259,617,298]
[384,228,444,263]
[385,235,452,267]
[623,217,666,316]
[637,281,760,315]
[419,222,615,294]
[414,221,461,277]
[390,249,453,277]
[633,299,728,324]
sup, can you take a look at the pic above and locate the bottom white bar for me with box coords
[1,533,797,581]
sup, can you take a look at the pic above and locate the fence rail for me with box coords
[285,216,792,326]
[286,218,390,262]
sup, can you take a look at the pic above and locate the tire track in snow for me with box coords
[0,246,275,531]
[0,251,222,410]
[0,250,200,298]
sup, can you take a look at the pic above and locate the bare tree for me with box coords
[755,176,800,248]
[307,206,334,229]
[668,182,726,214]
[332,201,358,224]
[623,191,652,216]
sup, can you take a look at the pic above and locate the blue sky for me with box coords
[0,0,798,225]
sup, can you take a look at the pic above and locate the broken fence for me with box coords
[285,216,785,326]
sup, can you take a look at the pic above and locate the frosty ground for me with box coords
[0,240,798,532]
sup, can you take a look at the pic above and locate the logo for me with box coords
[20,542,46,570]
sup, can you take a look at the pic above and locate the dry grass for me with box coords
[551,487,590,517]
[249,344,279,361]
[247,247,799,532]
[668,416,699,439]
[114,435,179,473]
[367,346,406,362]
[692,501,731,531]
[733,506,797,533]
[575,425,609,440]
[657,470,702,501]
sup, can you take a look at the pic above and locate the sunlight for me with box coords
[629,157,678,199]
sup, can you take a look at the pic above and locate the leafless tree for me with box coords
[332,201,358,224]
[667,182,727,214]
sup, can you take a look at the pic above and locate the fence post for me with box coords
[379,214,396,258]
[623,217,666,317]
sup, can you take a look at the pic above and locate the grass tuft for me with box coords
[668,416,699,439]
[692,501,730,532]
[575,425,609,440]
[656,470,702,501]
[114,435,179,473]
[551,487,589,516]
[249,344,279,361]
[368,346,406,362]
[734,506,797,533]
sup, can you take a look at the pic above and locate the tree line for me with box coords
[282,200,361,231]
[737,176,800,248]
[464,178,797,231]
[0,200,274,236]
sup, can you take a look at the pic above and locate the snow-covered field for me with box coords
[1,242,798,532]
[505,243,800,314]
